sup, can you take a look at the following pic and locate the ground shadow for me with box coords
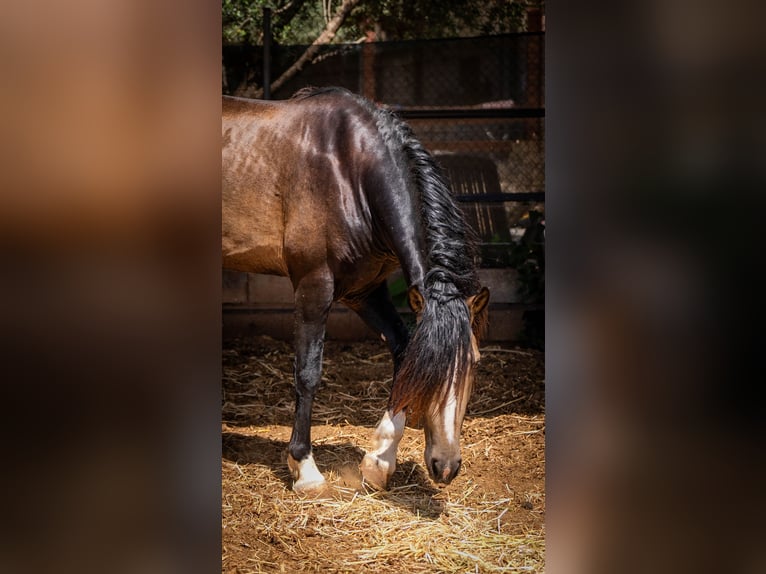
[223,337,545,430]
[222,431,365,490]
[222,431,445,518]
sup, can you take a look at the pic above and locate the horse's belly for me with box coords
[222,241,287,276]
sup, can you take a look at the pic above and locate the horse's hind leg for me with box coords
[351,282,410,489]
[287,270,333,493]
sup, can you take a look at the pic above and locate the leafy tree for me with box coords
[345,0,536,41]
[222,0,265,44]
[222,0,542,95]
[223,0,542,46]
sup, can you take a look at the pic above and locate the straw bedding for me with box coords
[222,335,545,573]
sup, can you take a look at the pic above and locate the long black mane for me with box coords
[373,99,484,419]
[293,87,487,419]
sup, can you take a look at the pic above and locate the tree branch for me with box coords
[254,0,362,98]
[274,0,310,29]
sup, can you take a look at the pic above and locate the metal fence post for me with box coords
[262,7,271,99]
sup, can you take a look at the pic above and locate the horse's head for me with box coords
[391,282,489,485]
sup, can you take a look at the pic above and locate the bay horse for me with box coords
[222,87,489,492]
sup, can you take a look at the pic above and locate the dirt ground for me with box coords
[222,335,545,573]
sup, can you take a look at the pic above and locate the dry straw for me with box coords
[223,337,545,573]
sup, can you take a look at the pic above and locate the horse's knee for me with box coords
[294,332,325,388]
[296,362,322,392]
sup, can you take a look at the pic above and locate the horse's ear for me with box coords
[468,287,490,317]
[408,286,425,314]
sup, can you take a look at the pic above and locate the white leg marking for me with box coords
[360,410,406,489]
[288,452,326,493]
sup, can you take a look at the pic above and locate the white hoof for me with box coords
[292,475,327,493]
[359,453,392,490]
[360,409,406,490]
[288,453,327,493]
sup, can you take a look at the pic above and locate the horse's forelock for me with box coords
[389,287,474,422]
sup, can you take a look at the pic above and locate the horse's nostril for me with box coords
[431,458,440,479]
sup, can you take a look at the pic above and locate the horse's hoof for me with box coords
[292,476,328,494]
[359,454,391,490]
[287,453,326,493]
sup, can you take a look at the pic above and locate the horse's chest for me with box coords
[334,254,398,302]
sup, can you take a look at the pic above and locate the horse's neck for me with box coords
[365,182,427,293]
[396,248,427,292]
[382,218,427,292]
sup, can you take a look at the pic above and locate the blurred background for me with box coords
[1,0,765,573]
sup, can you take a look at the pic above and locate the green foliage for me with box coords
[222,0,268,44]
[387,275,418,331]
[508,210,544,304]
[508,209,544,349]
[223,0,542,46]
[479,1,531,35]
[387,275,409,309]
[274,1,333,45]
[346,0,535,41]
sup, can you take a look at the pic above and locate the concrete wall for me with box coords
[223,268,532,343]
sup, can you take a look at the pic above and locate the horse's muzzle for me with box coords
[429,457,462,484]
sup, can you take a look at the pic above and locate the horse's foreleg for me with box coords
[287,271,332,493]
[360,409,406,489]
[352,284,411,489]
[351,281,410,372]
